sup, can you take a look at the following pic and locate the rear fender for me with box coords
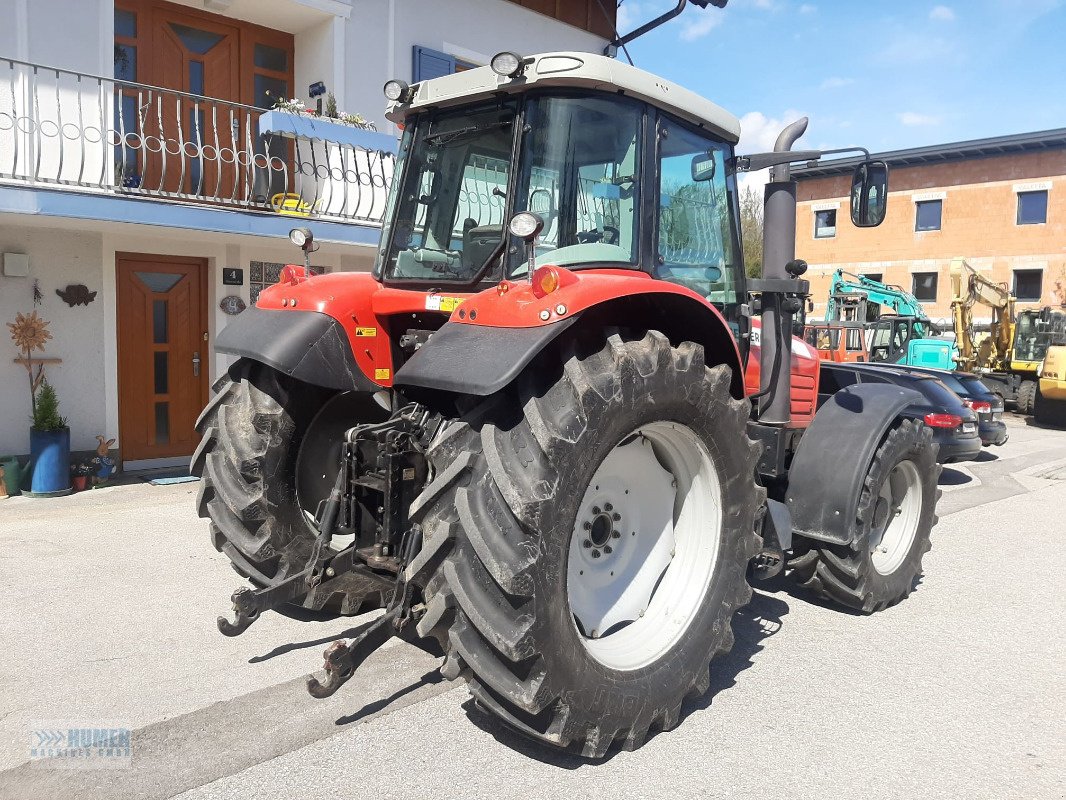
[394,268,746,398]
[785,383,928,545]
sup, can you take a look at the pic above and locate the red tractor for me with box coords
[194,10,939,758]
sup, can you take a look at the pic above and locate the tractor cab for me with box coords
[376,54,748,336]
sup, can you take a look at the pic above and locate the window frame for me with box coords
[915,199,943,232]
[912,271,939,303]
[1013,268,1044,302]
[1017,190,1048,225]
[814,208,837,239]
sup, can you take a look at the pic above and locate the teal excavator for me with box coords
[826,269,956,369]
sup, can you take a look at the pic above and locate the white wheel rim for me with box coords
[870,460,922,576]
[566,422,723,672]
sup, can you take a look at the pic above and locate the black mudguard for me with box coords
[785,384,927,546]
[215,306,378,392]
[394,317,578,396]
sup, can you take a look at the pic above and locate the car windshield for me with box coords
[957,375,996,399]
[911,377,963,408]
[378,101,518,282]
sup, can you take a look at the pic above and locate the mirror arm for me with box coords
[734,145,872,173]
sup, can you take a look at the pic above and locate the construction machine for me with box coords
[827,270,955,368]
[1036,340,1066,425]
[803,319,869,362]
[949,257,1066,413]
[193,2,940,758]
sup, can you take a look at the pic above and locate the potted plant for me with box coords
[71,460,94,492]
[27,380,71,497]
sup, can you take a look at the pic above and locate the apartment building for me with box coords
[793,128,1066,326]
[0,0,612,466]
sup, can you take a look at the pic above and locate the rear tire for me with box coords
[1017,380,1037,415]
[192,359,387,614]
[407,331,762,757]
[788,420,939,613]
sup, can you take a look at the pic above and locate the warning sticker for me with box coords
[425,295,464,313]
[375,368,391,381]
[355,327,377,337]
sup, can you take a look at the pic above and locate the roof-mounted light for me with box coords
[490,51,527,78]
[383,79,412,103]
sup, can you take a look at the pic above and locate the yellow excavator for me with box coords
[1037,345,1066,424]
[950,258,1066,414]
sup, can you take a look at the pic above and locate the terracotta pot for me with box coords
[72,475,90,492]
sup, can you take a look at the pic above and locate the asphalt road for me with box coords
[1,414,1064,800]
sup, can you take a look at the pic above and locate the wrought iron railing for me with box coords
[0,57,395,224]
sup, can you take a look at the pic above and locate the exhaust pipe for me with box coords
[757,117,809,425]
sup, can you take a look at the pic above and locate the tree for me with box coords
[739,185,763,278]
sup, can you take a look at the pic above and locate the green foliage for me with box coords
[325,91,338,119]
[739,185,763,278]
[32,379,67,432]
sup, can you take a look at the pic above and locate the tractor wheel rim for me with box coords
[870,459,922,576]
[566,421,722,671]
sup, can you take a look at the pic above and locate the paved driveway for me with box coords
[1,414,1064,799]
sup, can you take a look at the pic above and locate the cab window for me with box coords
[655,119,741,313]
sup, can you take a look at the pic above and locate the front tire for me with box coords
[788,420,939,613]
[1034,386,1066,426]
[407,331,762,757]
[1017,380,1037,415]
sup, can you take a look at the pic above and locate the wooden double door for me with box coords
[116,254,208,463]
[115,0,294,198]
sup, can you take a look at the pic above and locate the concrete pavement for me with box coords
[1,414,1064,799]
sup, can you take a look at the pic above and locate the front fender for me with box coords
[785,384,928,545]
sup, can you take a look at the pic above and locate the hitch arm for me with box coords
[305,524,425,699]
[306,606,402,698]
[217,466,348,636]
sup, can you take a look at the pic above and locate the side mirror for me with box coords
[850,160,889,228]
[691,152,716,182]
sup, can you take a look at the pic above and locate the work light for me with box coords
[383,79,411,102]
[490,52,525,78]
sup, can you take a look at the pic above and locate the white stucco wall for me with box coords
[345,0,606,131]
[0,226,107,457]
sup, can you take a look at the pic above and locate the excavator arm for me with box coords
[828,269,931,334]
[949,257,1015,372]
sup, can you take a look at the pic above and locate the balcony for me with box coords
[0,57,396,241]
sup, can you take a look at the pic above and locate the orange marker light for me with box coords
[532,266,560,299]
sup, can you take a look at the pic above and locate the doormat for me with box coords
[144,475,200,486]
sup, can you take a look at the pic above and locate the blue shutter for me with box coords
[412,46,456,82]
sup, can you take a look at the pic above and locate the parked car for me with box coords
[879,365,1008,447]
[819,362,983,463]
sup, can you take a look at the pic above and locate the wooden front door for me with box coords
[117,254,208,463]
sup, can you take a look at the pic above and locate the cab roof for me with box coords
[385,51,741,144]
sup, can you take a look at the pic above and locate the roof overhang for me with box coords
[385,51,741,144]
[794,128,1066,180]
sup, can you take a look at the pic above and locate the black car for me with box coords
[878,365,1008,447]
[819,362,983,463]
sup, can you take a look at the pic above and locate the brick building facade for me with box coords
[793,129,1066,324]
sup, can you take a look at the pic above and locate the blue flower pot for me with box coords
[27,428,72,497]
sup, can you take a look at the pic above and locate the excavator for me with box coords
[949,258,1066,414]
[825,270,955,368]
[1036,338,1066,425]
